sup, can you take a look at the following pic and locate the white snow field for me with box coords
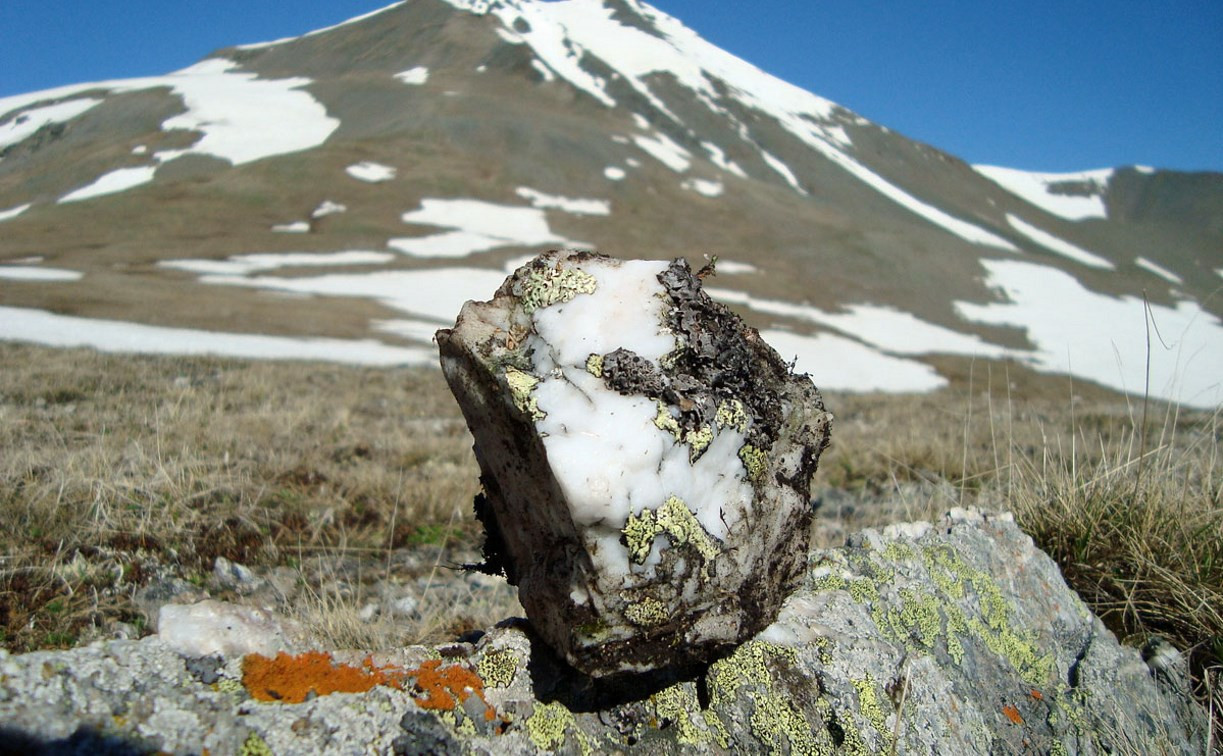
[0,306,428,366]
[59,166,158,203]
[515,187,611,215]
[442,0,1018,250]
[0,266,83,282]
[1004,214,1113,269]
[0,204,31,222]
[160,251,394,277]
[346,162,397,182]
[394,66,430,85]
[956,260,1223,409]
[681,178,724,197]
[0,98,102,150]
[1135,257,1183,286]
[707,289,1010,359]
[0,58,340,204]
[389,197,583,258]
[760,329,947,393]
[974,165,1111,221]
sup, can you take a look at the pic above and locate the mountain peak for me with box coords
[0,0,1220,407]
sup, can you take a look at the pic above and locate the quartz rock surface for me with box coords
[436,250,833,677]
[0,510,1206,754]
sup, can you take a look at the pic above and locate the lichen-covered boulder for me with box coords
[436,250,832,677]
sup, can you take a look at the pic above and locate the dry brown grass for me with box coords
[1,341,1218,738]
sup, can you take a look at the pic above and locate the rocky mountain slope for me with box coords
[1,0,1220,406]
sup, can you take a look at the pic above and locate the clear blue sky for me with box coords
[1,0,1219,173]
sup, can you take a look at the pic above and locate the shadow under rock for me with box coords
[0,726,153,756]
[501,618,713,713]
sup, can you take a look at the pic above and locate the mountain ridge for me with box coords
[1,0,1220,407]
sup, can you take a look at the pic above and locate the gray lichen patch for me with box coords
[512,261,597,313]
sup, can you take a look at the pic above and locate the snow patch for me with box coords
[761,328,947,393]
[701,141,747,178]
[2,58,340,186]
[311,200,347,219]
[1135,257,1183,286]
[58,166,157,203]
[160,251,393,277]
[196,268,511,325]
[388,231,510,258]
[632,132,691,172]
[394,66,429,85]
[0,98,102,150]
[709,288,1010,359]
[955,259,1223,409]
[271,221,311,234]
[759,151,805,194]
[515,186,610,215]
[1005,214,1113,269]
[0,266,83,282]
[531,60,556,82]
[346,161,397,182]
[681,177,723,197]
[711,260,756,275]
[389,197,583,258]
[604,166,626,181]
[974,165,1111,221]
[0,203,31,222]
[0,305,428,365]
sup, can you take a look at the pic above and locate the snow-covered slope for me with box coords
[0,0,1220,407]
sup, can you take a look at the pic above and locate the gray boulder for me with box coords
[0,509,1205,754]
[436,250,833,678]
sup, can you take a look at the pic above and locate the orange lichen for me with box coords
[242,650,407,703]
[1029,689,1044,701]
[241,651,499,724]
[1002,704,1024,725]
[409,659,496,722]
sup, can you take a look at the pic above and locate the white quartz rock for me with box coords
[437,250,832,677]
[157,599,299,658]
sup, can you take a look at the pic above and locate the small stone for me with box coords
[437,250,832,677]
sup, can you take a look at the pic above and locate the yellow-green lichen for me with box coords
[214,677,245,696]
[623,495,719,565]
[651,684,713,747]
[877,589,945,651]
[850,675,894,752]
[476,649,519,689]
[653,401,682,438]
[684,426,713,460]
[239,731,273,756]
[883,541,916,563]
[504,367,545,421]
[655,495,719,561]
[518,266,597,313]
[715,399,749,432]
[739,444,768,483]
[708,641,830,755]
[526,700,595,756]
[921,545,1055,686]
[623,596,669,627]
[585,353,603,377]
[623,509,664,564]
